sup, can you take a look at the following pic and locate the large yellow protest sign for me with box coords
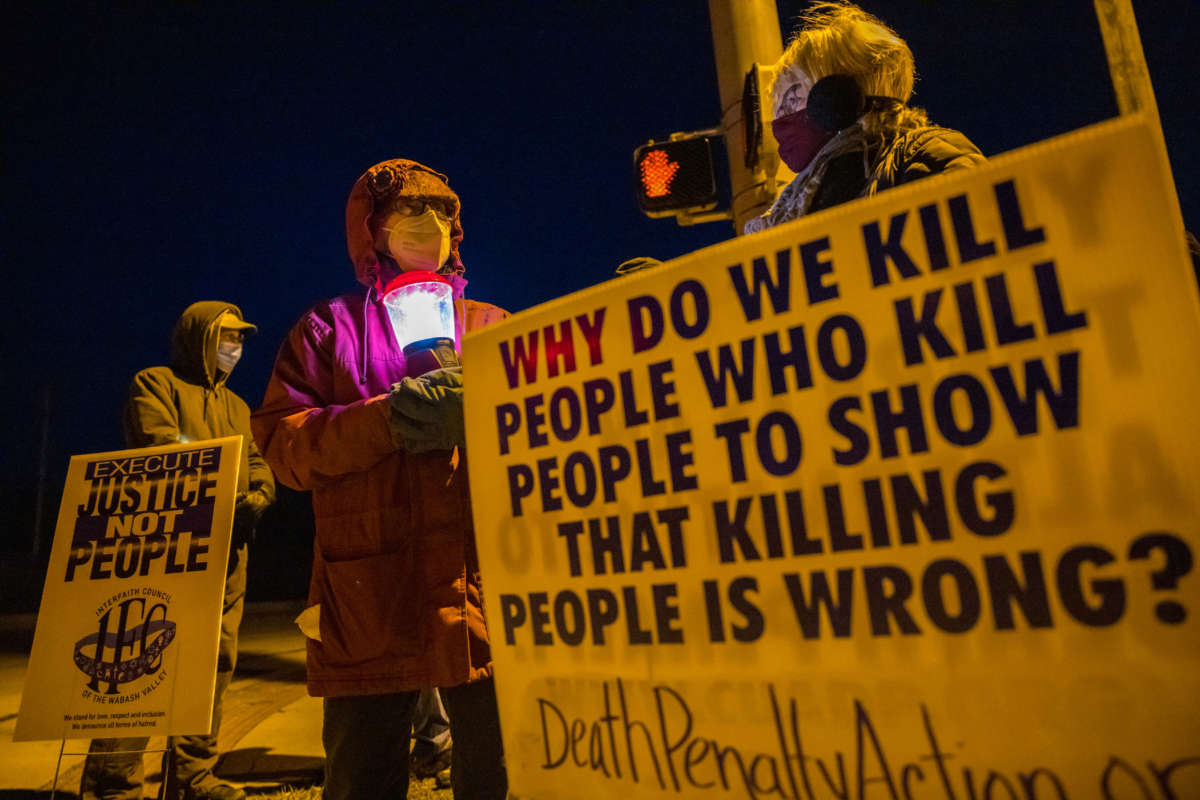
[464,114,1199,799]
[15,437,240,741]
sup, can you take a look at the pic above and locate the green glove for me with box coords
[388,367,465,453]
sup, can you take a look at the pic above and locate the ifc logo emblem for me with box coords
[74,589,177,699]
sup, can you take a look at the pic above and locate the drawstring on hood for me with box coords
[361,286,374,384]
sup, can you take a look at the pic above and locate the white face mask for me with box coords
[216,341,242,374]
[376,208,452,272]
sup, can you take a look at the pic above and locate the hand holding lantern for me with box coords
[388,368,465,453]
[382,270,466,453]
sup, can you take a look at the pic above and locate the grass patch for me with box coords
[250,775,451,799]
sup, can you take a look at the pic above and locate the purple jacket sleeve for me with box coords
[250,309,395,491]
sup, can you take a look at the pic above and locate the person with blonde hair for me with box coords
[746,1,984,233]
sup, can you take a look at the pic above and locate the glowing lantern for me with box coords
[381,270,460,377]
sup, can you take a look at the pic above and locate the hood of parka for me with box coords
[170,301,255,388]
[345,158,467,292]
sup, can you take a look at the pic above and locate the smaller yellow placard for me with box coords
[15,436,241,741]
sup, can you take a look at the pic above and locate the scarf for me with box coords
[745,122,870,234]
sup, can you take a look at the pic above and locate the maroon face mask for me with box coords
[771,108,833,172]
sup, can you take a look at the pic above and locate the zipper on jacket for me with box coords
[360,286,373,384]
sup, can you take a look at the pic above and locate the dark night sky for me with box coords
[3,2,1197,533]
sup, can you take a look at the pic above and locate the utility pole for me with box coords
[707,0,790,237]
[1093,0,1158,119]
[1093,0,1185,234]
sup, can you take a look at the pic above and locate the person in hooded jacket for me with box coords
[745,1,985,234]
[250,158,509,800]
[81,301,276,800]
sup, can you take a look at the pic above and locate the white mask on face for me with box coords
[216,341,242,374]
[377,208,452,272]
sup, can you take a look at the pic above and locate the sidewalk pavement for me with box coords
[0,602,325,798]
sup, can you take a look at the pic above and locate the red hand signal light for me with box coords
[633,136,719,217]
[640,149,680,198]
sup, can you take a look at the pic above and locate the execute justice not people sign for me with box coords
[15,436,241,741]
[464,114,1199,799]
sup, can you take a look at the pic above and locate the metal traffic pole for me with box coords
[707,0,792,237]
[1093,0,1186,236]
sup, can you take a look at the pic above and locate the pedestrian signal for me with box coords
[633,137,718,217]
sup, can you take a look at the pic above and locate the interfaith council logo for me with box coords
[74,588,176,702]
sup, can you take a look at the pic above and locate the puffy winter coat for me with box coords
[811,125,984,213]
[251,159,507,697]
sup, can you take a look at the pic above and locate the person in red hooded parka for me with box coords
[251,159,508,799]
